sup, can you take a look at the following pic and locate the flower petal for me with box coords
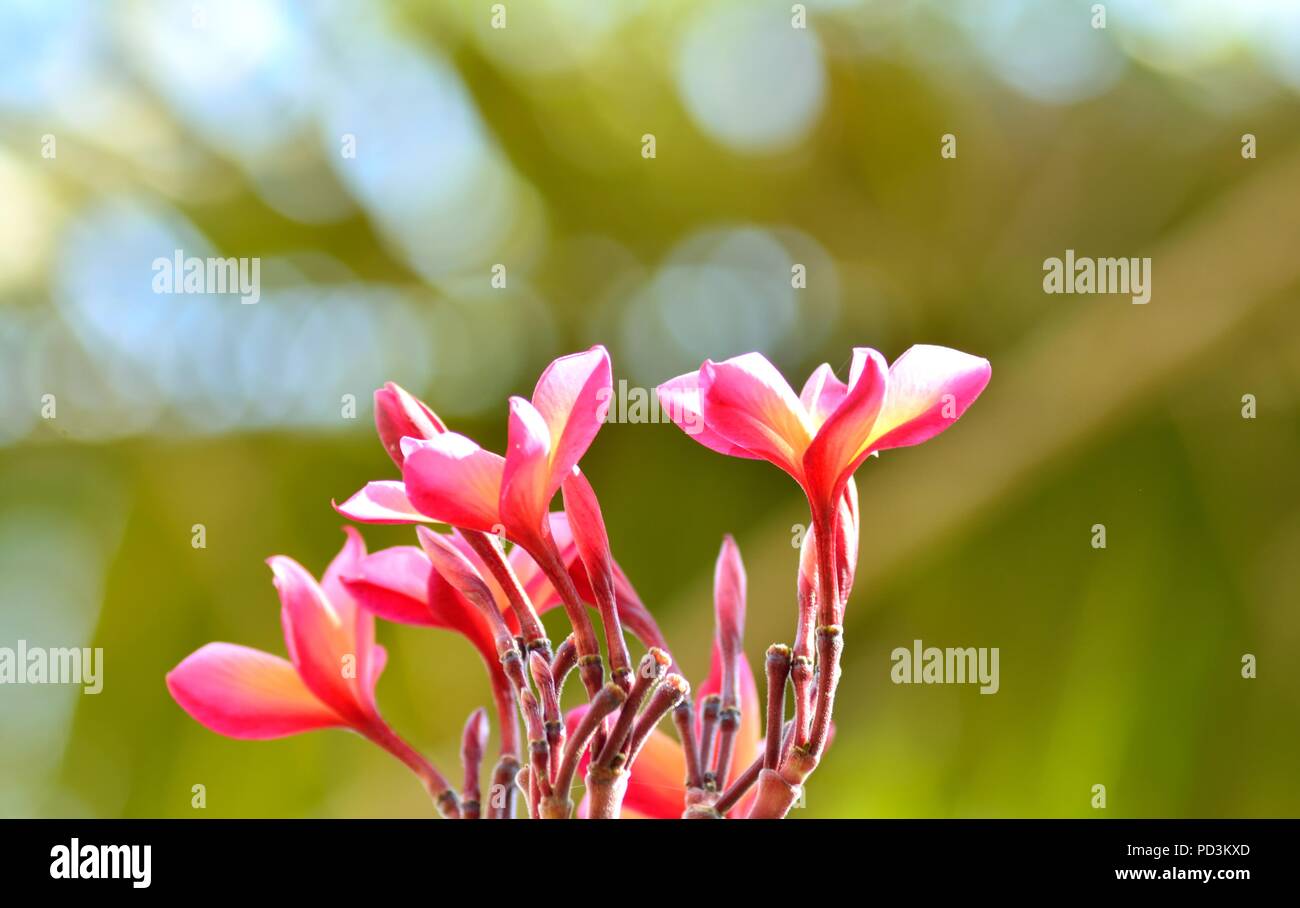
[270,555,370,726]
[333,481,435,525]
[655,370,761,460]
[559,469,618,617]
[343,546,438,627]
[862,345,991,455]
[167,643,343,739]
[401,433,505,533]
[801,348,888,508]
[622,728,689,818]
[374,382,446,467]
[416,527,505,643]
[799,363,848,429]
[836,477,860,606]
[320,527,378,707]
[713,535,746,711]
[699,353,812,479]
[500,397,553,543]
[530,346,612,493]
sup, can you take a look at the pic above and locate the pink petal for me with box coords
[799,363,849,429]
[864,345,991,455]
[699,353,812,479]
[416,527,502,630]
[836,477,860,606]
[511,512,574,616]
[500,397,553,544]
[333,481,434,525]
[342,546,438,626]
[800,348,888,509]
[374,382,446,467]
[167,643,343,739]
[622,728,689,819]
[320,526,367,623]
[269,555,370,726]
[401,433,505,533]
[559,469,618,618]
[530,346,612,494]
[655,371,761,460]
[712,535,746,709]
[320,527,379,707]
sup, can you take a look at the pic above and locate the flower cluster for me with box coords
[167,344,989,819]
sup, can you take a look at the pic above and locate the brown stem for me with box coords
[541,683,626,818]
[595,649,669,767]
[763,644,791,770]
[585,763,629,820]
[527,533,604,700]
[459,708,488,820]
[551,633,577,698]
[529,652,565,783]
[625,674,689,769]
[462,529,551,657]
[672,700,704,790]
[486,755,520,819]
[698,694,721,788]
[805,625,842,759]
[744,769,801,820]
[715,752,763,816]
[499,648,551,801]
[713,707,740,788]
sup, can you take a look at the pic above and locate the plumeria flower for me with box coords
[166,528,461,818]
[391,347,616,696]
[333,381,447,524]
[657,345,989,555]
[336,380,552,653]
[393,347,611,548]
[336,351,616,691]
[658,345,989,815]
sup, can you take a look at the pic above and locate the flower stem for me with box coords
[462,529,551,658]
[528,533,605,701]
[486,755,520,819]
[763,644,791,770]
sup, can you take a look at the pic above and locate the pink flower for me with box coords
[659,346,988,762]
[394,347,618,694]
[657,346,990,531]
[658,347,986,616]
[394,347,610,548]
[333,381,446,524]
[166,528,460,816]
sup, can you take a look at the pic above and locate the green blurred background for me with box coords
[2,0,1298,818]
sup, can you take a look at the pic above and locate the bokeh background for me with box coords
[2,0,1299,819]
